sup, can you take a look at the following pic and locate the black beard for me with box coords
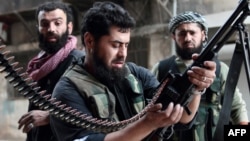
[38,30,69,54]
[175,43,203,60]
[92,49,128,88]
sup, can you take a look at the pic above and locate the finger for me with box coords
[203,61,216,70]
[19,118,34,131]
[191,53,199,60]
[201,76,214,84]
[18,123,24,130]
[18,115,33,128]
[190,63,215,77]
[19,113,32,124]
[175,106,184,122]
[202,76,207,81]
[187,69,214,89]
[23,124,30,133]
[165,102,174,117]
[23,122,35,133]
[18,114,31,129]
[169,104,181,121]
[147,103,162,112]
[18,113,30,123]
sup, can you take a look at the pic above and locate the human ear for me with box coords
[202,30,206,42]
[67,21,73,34]
[84,32,94,51]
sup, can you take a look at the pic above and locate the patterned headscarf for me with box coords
[27,35,77,81]
[168,11,208,40]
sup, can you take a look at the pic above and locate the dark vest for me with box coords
[63,63,145,121]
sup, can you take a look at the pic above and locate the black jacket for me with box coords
[27,49,85,141]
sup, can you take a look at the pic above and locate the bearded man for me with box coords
[17,2,84,141]
[151,11,248,141]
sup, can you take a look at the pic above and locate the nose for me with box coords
[118,45,127,57]
[48,23,56,33]
[184,33,192,42]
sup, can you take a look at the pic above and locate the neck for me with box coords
[177,56,193,67]
[83,57,95,75]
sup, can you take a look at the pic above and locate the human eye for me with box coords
[40,21,49,28]
[113,42,120,48]
[190,31,196,35]
[177,31,186,36]
[55,21,62,26]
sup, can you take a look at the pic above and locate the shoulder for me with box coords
[126,62,150,75]
[218,61,229,72]
[53,77,74,99]
[218,61,229,68]
[151,62,160,75]
[69,49,85,57]
[152,56,177,72]
[214,60,229,79]
[64,49,85,65]
[126,62,159,87]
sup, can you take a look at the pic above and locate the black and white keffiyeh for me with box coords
[168,11,208,38]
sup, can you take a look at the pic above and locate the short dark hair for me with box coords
[80,1,136,46]
[36,1,73,24]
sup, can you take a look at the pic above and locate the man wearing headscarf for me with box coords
[151,11,249,141]
[17,2,85,141]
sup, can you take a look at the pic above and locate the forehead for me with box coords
[37,8,66,21]
[108,26,131,41]
[175,23,201,31]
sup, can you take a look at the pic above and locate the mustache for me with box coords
[46,32,59,38]
[112,57,125,62]
[183,41,193,45]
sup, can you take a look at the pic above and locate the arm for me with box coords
[179,60,215,123]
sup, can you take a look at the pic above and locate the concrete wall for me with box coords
[0,74,28,141]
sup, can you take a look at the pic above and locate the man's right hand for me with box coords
[143,102,183,130]
[18,110,49,133]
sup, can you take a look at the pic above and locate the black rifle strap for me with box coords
[212,42,244,141]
